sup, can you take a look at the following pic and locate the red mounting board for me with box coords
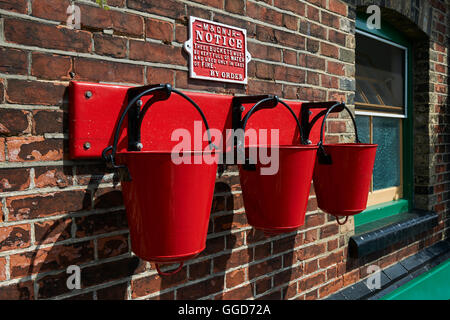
[69,81,329,159]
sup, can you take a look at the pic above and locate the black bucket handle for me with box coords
[239,96,307,171]
[241,96,307,145]
[102,84,217,178]
[317,102,361,165]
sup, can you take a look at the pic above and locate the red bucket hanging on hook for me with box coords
[103,84,218,276]
[313,103,377,224]
[238,97,318,234]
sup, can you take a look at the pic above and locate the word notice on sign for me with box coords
[184,16,251,84]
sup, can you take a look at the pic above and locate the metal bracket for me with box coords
[300,101,344,143]
[127,84,172,152]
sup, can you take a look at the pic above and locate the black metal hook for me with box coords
[102,84,217,180]
[317,102,361,165]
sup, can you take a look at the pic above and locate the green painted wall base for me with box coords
[382,259,450,300]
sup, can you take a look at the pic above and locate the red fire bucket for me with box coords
[239,145,317,234]
[117,151,217,265]
[313,104,377,223]
[237,97,318,234]
[102,84,219,275]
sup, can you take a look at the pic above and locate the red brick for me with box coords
[6,190,90,220]
[97,234,129,259]
[129,41,186,66]
[343,268,359,286]
[321,11,340,28]
[82,257,143,288]
[249,256,282,278]
[6,137,64,162]
[0,109,29,136]
[274,0,305,15]
[75,210,128,238]
[328,0,347,16]
[299,271,326,291]
[274,29,305,50]
[327,61,346,76]
[4,18,92,53]
[321,42,339,58]
[0,257,6,281]
[10,241,94,278]
[97,282,128,300]
[304,213,325,229]
[34,218,72,244]
[320,224,339,239]
[297,242,326,260]
[321,74,339,89]
[32,0,69,21]
[188,259,211,280]
[0,138,5,162]
[31,53,72,80]
[283,14,299,31]
[0,0,28,13]
[146,18,174,42]
[0,168,30,192]
[247,80,282,96]
[175,23,187,43]
[127,0,185,20]
[218,284,253,300]
[328,30,346,46]
[273,265,303,285]
[304,259,318,274]
[34,166,72,188]
[319,278,343,298]
[283,50,297,65]
[0,281,34,300]
[93,187,123,209]
[307,71,320,86]
[306,5,320,20]
[131,266,187,298]
[0,48,28,75]
[74,58,144,84]
[226,268,246,288]
[274,65,306,83]
[93,34,127,59]
[255,61,275,80]
[79,4,144,37]
[304,229,319,244]
[177,275,225,300]
[214,249,250,272]
[0,224,31,252]
[37,271,73,298]
[32,110,65,135]
[253,242,271,261]
[272,234,298,254]
[6,80,67,106]
[225,0,245,14]
[318,250,344,268]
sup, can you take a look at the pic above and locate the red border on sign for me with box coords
[184,16,251,84]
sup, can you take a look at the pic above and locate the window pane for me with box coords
[372,117,401,190]
[355,115,370,144]
[355,32,405,113]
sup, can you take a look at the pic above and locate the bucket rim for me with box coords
[320,143,377,148]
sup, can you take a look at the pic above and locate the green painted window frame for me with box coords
[354,13,414,228]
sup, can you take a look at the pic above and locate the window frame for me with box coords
[354,13,414,227]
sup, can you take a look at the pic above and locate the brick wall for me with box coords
[0,0,448,300]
